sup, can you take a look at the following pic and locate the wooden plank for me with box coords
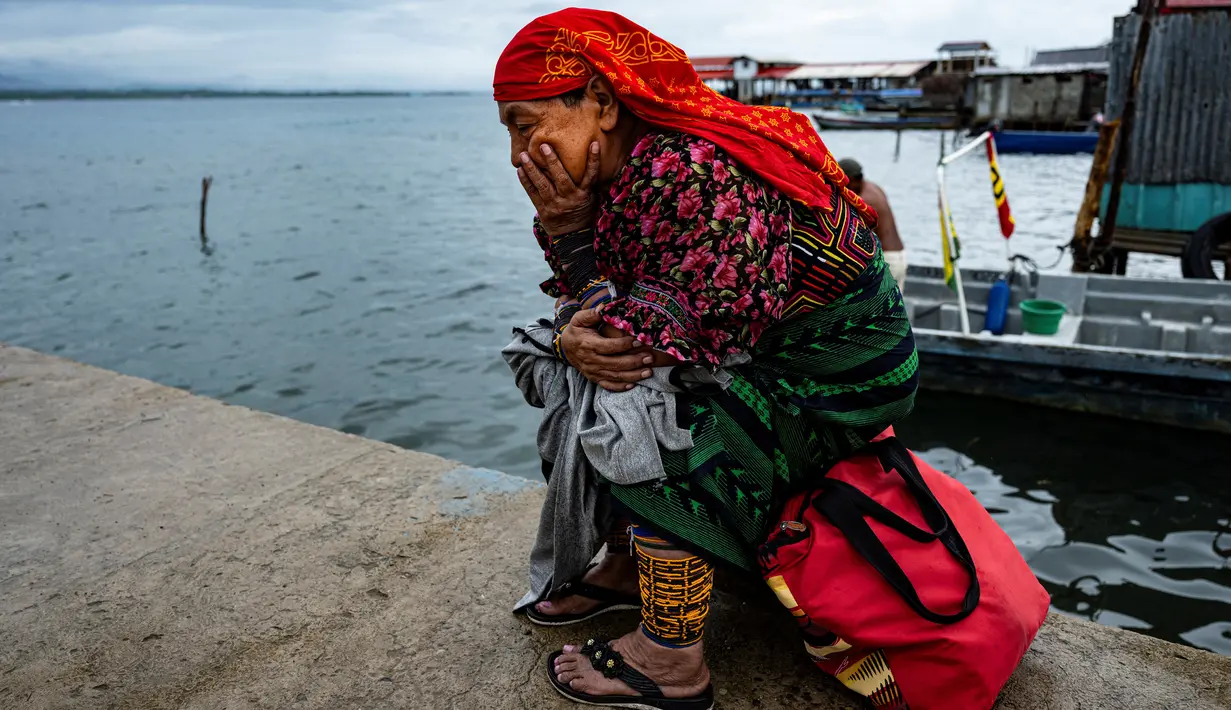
[1110,227,1231,258]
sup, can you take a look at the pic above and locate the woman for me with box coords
[496,9,917,708]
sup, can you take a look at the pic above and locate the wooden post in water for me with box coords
[199,176,213,250]
[1099,0,1159,273]
[894,130,903,162]
[1071,121,1121,272]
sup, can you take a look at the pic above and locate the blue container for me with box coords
[984,277,1010,335]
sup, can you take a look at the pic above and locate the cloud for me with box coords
[0,0,1133,89]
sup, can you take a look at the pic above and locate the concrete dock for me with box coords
[2,343,1229,709]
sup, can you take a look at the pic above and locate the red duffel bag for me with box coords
[757,436,1049,710]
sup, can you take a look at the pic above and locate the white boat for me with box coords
[904,265,1231,433]
[807,109,954,131]
[906,131,1231,433]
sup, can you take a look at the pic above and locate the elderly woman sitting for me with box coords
[497,9,917,709]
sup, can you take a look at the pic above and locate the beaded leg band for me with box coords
[632,524,714,648]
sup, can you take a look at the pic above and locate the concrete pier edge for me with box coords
[2,343,1228,709]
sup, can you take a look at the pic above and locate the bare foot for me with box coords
[553,628,710,699]
[535,550,638,617]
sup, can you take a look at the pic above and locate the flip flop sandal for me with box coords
[524,575,641,627]
[547,638,715,710]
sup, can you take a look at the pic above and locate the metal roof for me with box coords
[784,61,932,81]
[689,56,802,80]
[757,65,802,79]
[1031,45,1109,66]
[689,56,737,71]
[690,56,736,80]
[938,41,992,53]
[974,62,1110,77]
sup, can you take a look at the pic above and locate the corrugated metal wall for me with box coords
[1106,10,1231,185]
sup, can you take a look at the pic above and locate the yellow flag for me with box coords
[938,193,962,291]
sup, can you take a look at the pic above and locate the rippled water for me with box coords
[900,394,1230,655]
[2,96,1227,655]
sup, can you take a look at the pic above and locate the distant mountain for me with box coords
[0,60,124,90]
[0,73,42,90]
[0,60,431,97]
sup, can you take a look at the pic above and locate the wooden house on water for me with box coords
[967,53,1110,132]
[1073,0,1231,277]
[689,55,801,104]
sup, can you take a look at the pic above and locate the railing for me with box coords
[936,131,1017,335]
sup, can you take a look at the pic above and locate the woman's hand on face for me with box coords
[561,309,654,392]
[518,141,600,237]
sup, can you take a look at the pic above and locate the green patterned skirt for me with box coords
[609,255,918,571]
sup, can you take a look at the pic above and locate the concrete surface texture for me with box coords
[1,343,1229,710]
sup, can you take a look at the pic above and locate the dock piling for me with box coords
[1098,0,1160,272]
[199,176,213,254]
[1071,121,1121,272]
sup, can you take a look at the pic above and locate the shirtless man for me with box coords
[839,158,907,292]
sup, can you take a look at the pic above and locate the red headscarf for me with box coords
[493,7,875,223]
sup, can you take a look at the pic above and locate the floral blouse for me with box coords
[536,131,805,367]
[539,128,886,369]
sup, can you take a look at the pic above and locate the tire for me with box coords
[1181,212,1231,280]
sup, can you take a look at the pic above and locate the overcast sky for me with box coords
[0,0,1134,90]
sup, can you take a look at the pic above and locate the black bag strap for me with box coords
[812,437,980,625]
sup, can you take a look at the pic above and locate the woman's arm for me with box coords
[592,133,793,368]
[548,226,683,373]
[518,142,660,389]
[549,236,674,382]
[533,218,571,301]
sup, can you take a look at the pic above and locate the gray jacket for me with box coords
[502,321,735,610]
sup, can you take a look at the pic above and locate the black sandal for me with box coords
[524,572,641,627]
[547,638,715,710]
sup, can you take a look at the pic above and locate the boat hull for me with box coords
[915,330,1231,434]
[904,264,1231,433]
[993,130,1100,154]
[809,111,956,131]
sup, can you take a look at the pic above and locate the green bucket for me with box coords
[1020,299,1066,335]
